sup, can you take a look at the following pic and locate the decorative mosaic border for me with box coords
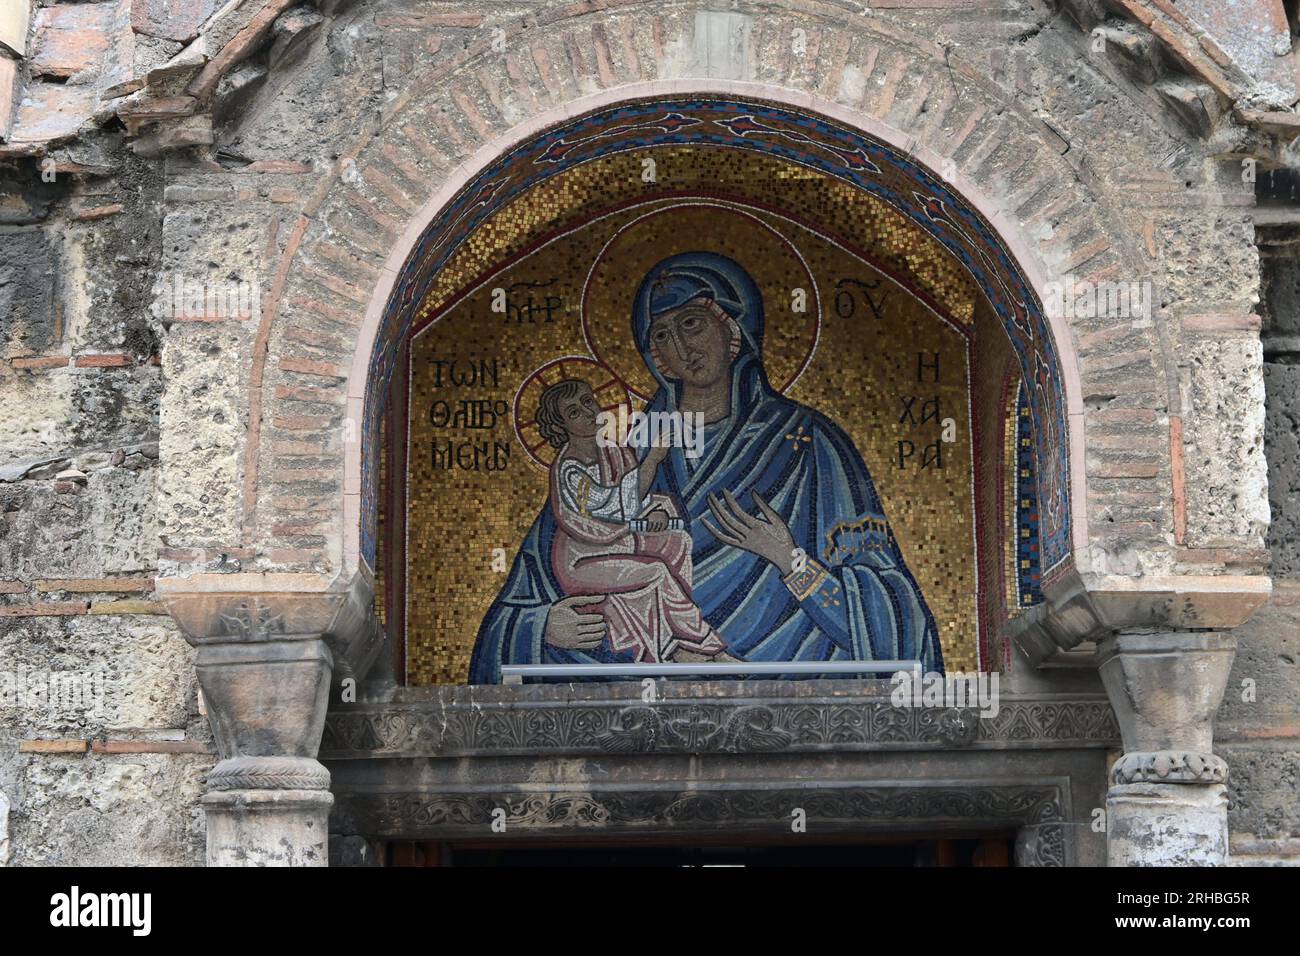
[1017,382,1043,607]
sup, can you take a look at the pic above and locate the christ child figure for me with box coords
[537,379,732,664]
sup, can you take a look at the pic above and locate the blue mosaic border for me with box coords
[1016,382,1043,607]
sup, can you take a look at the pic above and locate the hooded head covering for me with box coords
[631,252,773,412]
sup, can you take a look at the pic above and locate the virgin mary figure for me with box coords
[469,252,943,681]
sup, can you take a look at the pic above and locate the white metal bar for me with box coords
[499,661,922,684]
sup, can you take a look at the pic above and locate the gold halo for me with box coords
[581,202,821,400]
[513,355,632,469]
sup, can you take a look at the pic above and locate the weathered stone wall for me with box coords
[0,0,1291,865]
[1217,239,1300,867]
[0,145,211,866]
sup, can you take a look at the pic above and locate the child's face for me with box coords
[557,384,600,439]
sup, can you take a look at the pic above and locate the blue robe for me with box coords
[469,253,943,681]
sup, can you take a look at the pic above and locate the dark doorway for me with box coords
[385,834,1014,867]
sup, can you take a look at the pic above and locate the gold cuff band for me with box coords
[783,560,828,602]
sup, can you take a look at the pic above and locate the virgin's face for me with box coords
[647,301,731,389]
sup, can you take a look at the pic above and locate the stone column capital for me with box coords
[157,570,380,654]
[157,571,384,867]
[157,568,387,735]
[1097,629,1236,755]
[1009,562,1268,666]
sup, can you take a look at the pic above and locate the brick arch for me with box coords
[339,83,1089,575]
[252,6,1170,585]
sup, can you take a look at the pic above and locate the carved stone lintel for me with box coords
[330,782,1070,865]
[1110,750,1228,786]
[321,692,1121,758]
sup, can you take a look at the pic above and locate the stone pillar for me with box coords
[160,572,385,867]
[197,635,334,867]
[1097,630,1236,866]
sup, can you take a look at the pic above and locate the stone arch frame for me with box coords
[342,76,1092,554]
[353,87,1081,573]
[356,85,1086,686]
[233,2,1248,667]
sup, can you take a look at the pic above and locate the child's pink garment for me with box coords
[549,443,726,662]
